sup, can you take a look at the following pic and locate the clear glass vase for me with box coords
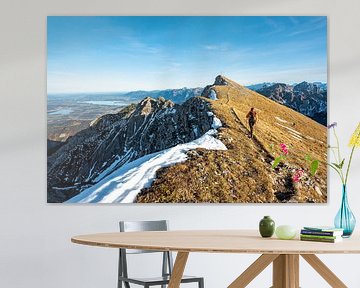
[334,185,356,237]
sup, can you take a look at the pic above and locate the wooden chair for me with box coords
[118,220,204,288]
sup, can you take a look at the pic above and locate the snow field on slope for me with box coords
[67,114,226,203]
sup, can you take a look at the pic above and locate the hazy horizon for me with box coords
[47,79,328,96]
[47,16,327,94]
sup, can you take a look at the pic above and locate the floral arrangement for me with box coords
[328,122,360,186]
[270,143,319,183]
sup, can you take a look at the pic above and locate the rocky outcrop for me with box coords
[47,97,214,202]
[202,75,247,99]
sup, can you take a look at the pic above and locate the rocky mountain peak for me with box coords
[270,83,292,93]
[293,81,319,93]
[214,75,229,86]
[202,75,243,99]
[136,97,175,116]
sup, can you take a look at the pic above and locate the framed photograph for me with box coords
[47,16,327,203]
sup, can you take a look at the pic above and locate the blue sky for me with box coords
[47,16,327,93]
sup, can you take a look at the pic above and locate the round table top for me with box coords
[71,230,360,254]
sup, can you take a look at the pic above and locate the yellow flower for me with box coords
[349,122,360,147]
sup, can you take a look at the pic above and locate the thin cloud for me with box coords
[202,44,229,52]
[288,17,326,37]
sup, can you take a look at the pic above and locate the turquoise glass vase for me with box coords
[334,185,356,237]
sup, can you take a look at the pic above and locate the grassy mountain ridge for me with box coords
[137,76,327,203]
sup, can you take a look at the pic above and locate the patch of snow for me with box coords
[86,162,97,182]
[290,134,302,141]
[66,130,227,204]
[211,115,222,129]
[53,186,77,190]
[166,107,177,114]
[209,89,218,100]
[275,122,302,136]
[193,126,200,137]
[275,116,288,123]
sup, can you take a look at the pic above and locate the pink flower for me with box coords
[293,169,304,183]
[280,143,289,155]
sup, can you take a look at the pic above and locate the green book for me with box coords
[300,234,339,240]
[303,226,344,233]
[300,236,342,243]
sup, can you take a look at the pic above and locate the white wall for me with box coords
[1,0,360,287]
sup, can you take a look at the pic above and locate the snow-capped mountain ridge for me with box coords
[47,95,217,202]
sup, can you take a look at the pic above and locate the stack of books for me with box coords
[300,226,344,243]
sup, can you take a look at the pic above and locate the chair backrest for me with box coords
[119,220,169,254]
[120,220,168,232]
[118,220,173,282]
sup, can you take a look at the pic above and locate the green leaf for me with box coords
[332,162,341,169]
[339,158,345,169]
[305,154,312,162]
[332,160,345,169]
[328,163,341,173]
[272,156,283,169]
[310,160,319,176]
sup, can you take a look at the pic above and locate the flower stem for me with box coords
[345,145,356,185]
[332,127,346,183]
[330,148,339,165]
[333,128,342,163]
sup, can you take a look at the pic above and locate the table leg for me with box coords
[229,253,348,288]
[301,254,347,288]
[228,254,279,288]
[168,252,189,288]
[272,254,299,288]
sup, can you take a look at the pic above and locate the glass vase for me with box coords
[334,185,356,237]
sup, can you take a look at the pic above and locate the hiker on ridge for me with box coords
[246,107,257,138]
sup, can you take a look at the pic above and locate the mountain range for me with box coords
[127,81,328,126]
[247,82,327,126]
[47,75,327,203]
[124,87,204,104]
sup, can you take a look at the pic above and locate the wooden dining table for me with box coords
[71,230,360,288]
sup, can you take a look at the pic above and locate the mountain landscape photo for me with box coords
[47,16,327,203]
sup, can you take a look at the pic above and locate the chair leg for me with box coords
[199,278,204,288]
[118,250,123,288]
